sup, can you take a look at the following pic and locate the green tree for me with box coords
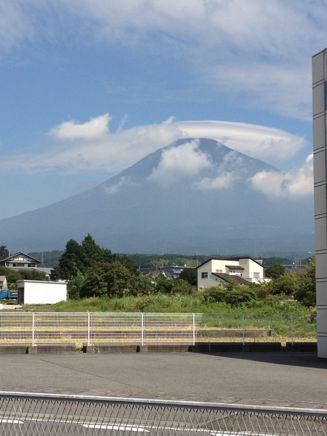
[51,235,118,280]
[293,258,316,307]
[18,269,48,281]
[67,271,85,300]
[156,278,174,294]
[131,275,156,296]
[269,273,301,296]
[0,266,21,288]
[0,266,48,289]
[179,268,197,286]
[51,239,85,280]
[81,261,135,298]
[110,254,138,275]
[170,279,194,295]
[81,234,113,268]
[265,263,285,279]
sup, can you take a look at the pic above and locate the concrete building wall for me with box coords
[239,259,264,283]
[313,49,327,357]
[197,259,240,289]
[210,259,239,273]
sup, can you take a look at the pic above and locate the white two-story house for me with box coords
[197,257,265,289]
[0,252,40,270]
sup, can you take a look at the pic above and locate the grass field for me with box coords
[22,294,316,341]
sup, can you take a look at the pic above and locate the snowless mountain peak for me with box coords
[0,138,312,254]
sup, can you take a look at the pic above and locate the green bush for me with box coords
[201,284,259,307]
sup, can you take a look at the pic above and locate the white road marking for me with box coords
[82,423,150,432]
[210,432,278,436]
[0,415,279,435]
[0,419,24,424]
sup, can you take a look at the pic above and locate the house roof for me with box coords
[0,251,40,264]
[212,273,249,285]
[196,257,264,269]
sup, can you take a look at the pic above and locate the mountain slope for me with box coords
[0,138,313,254]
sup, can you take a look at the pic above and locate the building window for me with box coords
[253,272,260,279]
[201,272,208,279]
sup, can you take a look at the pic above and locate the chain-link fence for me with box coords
[0,391,325,435]
[0,312,316,346]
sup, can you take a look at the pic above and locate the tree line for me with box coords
[0,236,316,308]
[49,235,315,308]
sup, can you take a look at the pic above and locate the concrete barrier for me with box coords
[197,328,270,339]
[138,345,190,352]
[243,342,284,352]
[285,342,317,352]
[190,343,243,352]
[0,345,28,354]
[83,344,138,353]
[27,344,77,354]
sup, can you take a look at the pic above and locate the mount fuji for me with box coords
[0,138,313,255]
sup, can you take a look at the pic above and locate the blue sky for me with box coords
[0,0,325,218]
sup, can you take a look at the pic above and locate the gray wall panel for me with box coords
[315,217,327,251]
[313,83,325,116]
[314,184,327,215]
[313,52,324,84]
[317,281,327,305]
[313,115,325,150]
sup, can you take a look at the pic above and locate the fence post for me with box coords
[290,312,294,347]
[87,312,91,347]
[242,314,245,349]
[141,313,144,346]
[192,313,196,346]
[32,312,35,347]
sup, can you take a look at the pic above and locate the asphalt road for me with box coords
[0,351,326,409]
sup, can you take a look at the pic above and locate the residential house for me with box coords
[0,252,40,270]
[197,257,265,289]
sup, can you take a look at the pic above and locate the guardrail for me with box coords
[0,312,316,346]
[0,391,325,435]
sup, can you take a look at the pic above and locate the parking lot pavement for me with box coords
[0,351,326,409]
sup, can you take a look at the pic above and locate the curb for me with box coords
[27,344,77,354]
[0,345,28,354]
[138,345,190,352]
[83,345,138,353]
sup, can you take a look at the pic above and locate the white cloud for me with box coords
[1,1,326,118]
[52,0,327,119]
[50,114,111,140]
[0,117,306,174]
[250,154,313,198]
[0,1,32,52]
[148,140,212,187]
[206,63,310,120]
[178,121,305,164]
[0,117,181,173]
[105,176,136,195]
[195,173,236,191]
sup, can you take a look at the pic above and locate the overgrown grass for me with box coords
[23,294,316,338]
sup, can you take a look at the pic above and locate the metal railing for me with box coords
[0,312,316,346]
[0,391,325,435]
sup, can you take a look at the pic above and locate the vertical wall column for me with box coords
[313,49,327,358]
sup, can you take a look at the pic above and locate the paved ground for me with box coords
[1,351,327,409]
